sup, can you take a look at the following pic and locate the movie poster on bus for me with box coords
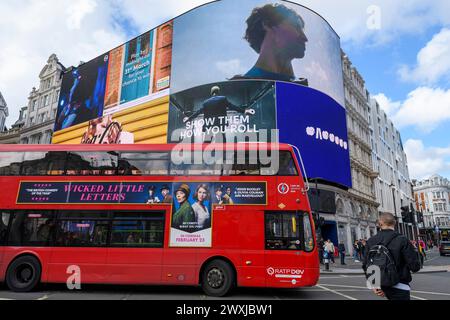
[211,182,267,206]
[170,182,213,248]
[167,80,276,143]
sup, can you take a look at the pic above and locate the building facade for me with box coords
[414,175,450,242]
[0,92,8,133]
[19,54,66,144]
[369,98,416,239]
[314,52,379,255]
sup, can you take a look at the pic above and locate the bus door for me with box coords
[264,211,304,287]
[106,211,164,284]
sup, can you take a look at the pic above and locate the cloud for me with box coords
[373,87,450,133]
[404,139,450,180]
[399,28,450,84]
[371,93,401,117]
[0,0,128,128]
[67,0,98,30]
[393,87,450,132]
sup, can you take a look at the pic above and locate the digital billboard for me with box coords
[53,0,351,188]
[276,82,351,188]
[55,21,173,131]
[171,0,345,106]
[168,80,276,143]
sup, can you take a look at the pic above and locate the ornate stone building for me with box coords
[414,175,450,242]
[19,54,66,144]
[0,92,8,133]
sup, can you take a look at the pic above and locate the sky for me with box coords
[0,0,449,180]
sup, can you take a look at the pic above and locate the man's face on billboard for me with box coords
[271,19,308,59]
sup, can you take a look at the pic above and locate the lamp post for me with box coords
[390,183,400,233]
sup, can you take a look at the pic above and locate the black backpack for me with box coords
[366,234,400,287]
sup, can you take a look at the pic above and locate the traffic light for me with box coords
[401,206,411,223]
[417,211,424,224]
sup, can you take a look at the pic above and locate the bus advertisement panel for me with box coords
[16,180,267,248]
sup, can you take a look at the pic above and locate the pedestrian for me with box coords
[363,213,421,300]
[324,240,335,264]
[353,240,360,262]
[361,239,367,259]
[357,239,363,261]
[338,242,346,265]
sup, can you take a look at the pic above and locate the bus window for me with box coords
[303,213,315,252]
[277,151,299,176]
[0,152,24,176]
[8,211,55,247]
[265,212,301,250]
[111,212,164,248]
[119,152,169,176]
[0,212,11,245]
[66,152,118,176]
[55,219,109,247]
[21,152,67,176]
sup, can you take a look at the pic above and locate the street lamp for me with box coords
[389,182,399,233]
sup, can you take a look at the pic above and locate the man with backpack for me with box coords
[362,213,421,300]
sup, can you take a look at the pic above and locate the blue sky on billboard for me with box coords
[0,0,449,179]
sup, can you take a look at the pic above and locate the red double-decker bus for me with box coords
[0,143,318,296]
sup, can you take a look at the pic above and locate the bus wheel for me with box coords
[201,260,235,297]
[6,256,41,292]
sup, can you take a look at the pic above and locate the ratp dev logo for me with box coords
[278,183,289,195]
[267,267,275,276]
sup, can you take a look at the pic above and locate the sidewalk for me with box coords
[320,251,449,275]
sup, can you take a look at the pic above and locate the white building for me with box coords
[20,54,66,144]
[315,52,379,255]
[0,92,8,133]
[414,175,450,242]
[369,98,416,239]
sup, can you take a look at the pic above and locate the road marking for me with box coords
[320,284,368,289]
[0,298,14,300]
[424,256,440,263]
[37,295,49,300]
[410,295,427,300]
[411,290,450,297]
[316,285,358,300]
[320,275,364,279]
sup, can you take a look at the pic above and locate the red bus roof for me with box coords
[0,143,295,152]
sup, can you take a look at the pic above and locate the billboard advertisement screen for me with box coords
[53,0,351,188]
[168,80,276,143]
[276,82,351,188]
[55,21,173,132]
[171,0,344,106]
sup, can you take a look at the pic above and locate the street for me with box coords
[0,250,448,301]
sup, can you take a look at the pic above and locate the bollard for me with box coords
[324,258,330,271]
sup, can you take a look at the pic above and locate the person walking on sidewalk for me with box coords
[324,240,335,264]
[362,213,421,301]
[338,242,346,265]
[353,240,360,262]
